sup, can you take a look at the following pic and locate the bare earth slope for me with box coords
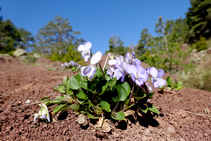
[0,58,210,141]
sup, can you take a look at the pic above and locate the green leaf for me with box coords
[176,81,183,90]
[94,67,103,78]
[52,103,68,115]
[40,97,50,101]
[166,76,172,86]
[111,111,125,120]
[69,104,80,111]
[62,76,69,86]
[44,100,52,106]
[148,104,160,115]
[99,101,111,112]
[138,105,148,113]
[76,92,88,100]
[108,77,117,87]
[87,113,98,119]
[80,81,93,90]
[53,86,60,92]
[99,82,109,95]
[67,89,73,96]
[121,82,131,96]
[148,92,154,99]
[59,85,66,93]
[112,85,128,102]
[105,73,111,81]
[66,75,81,90]
[135,93,147,100]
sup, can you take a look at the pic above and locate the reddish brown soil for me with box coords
[0,57,211,141]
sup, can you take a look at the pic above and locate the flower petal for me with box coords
[134,59,141,67]
[78,45,84,52]
[156,78,166,87]
[158,69,165,78]
[149,67,158,78]
[108,60,117,65]
[124,64,137,74]
[90,51,102,65]
[81,66,92,76]
[139,73,148,82]
[84,41,92,50]
[34,114,39,123]
[82,50,90,62]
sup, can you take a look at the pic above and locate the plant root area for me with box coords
[0,57,211,141]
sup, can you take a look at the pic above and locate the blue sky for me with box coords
[1,0,191,54]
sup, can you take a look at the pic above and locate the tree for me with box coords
[140,16,188,74]
[106,35,128,55]
[0,19,21,53]
[17,28,34,50]
[34,15,85,58]
[186,0,211,42]
[135,28,151,56]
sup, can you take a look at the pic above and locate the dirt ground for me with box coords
[0,57,211,141]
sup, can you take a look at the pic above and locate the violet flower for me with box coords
[81,51,102,79]
[149,67,166,88]
[124,64,148,86]
[34,103,50,123]
[78,41,92,62]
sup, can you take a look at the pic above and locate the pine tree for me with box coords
[186,0,211,42]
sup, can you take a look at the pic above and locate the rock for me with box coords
[191,49,197,54]
[13,49,27,57]
[167,124,176,134]
[33,53,41,58]
[207,47,211,54]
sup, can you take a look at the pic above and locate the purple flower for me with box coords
[34,103,50,123]
[81,51,102,79]
[107,67,115,78]
[78,41,92,62]
[124,64,148,86]
[113,65,125,82]
[124,52,133,64]
[149,67,166,88]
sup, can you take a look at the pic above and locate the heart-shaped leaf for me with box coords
[112,85,128,102]
[52,103,68,115]
[62,76,69,86]
[148,104,160,115]
[69,104,80,111]
[99,101,111,112]
[111,111,125,120]
[76,92,88,100]
[121,82,130,96]
[66,76,81,90]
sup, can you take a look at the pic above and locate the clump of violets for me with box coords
[61,60,80,71]
[107,52,166,89]
[36,41,168,131]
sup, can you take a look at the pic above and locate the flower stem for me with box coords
[99,63,106,80]
[111,101,120,114]
[129,82,135,101]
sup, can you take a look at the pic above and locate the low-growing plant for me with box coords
[34,41,167,131]
[159,76,183,93]
[193,36,208,52]
[179,65,211,92]
[165,76,183,91]
[61,60,81,72]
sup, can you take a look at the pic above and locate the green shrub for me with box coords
[179,66,211,92]
[193,36,208,52]
[24,56,38,64]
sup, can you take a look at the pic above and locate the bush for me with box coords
[193,36,208,52]
[179,66,211,92]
